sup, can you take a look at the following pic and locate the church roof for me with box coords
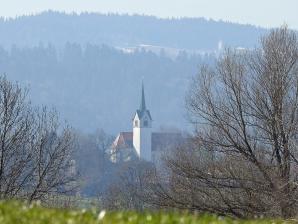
[111,132,133,150]
[135,109,152,120]
[140,82,146,111]
[135,83,152,120]
[111,132,183,152]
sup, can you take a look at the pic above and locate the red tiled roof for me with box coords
[111,132,133,150]
[111,131,183,152]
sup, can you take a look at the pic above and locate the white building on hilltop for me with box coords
[110,83,183,163]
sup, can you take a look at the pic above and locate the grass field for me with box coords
[0,201,296,224]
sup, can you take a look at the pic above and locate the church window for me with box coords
[135,120,138,127]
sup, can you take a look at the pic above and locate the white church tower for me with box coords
[133,83,152,161]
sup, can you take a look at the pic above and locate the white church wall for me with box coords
[133,126,152,161]
[133,126,141,157]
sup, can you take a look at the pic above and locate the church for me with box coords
[110,83,182,163]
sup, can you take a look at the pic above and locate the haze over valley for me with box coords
[0,12,268,133]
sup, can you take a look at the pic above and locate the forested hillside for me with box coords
[0,12,267,133]
[1,44,214,133]
[0,11,266,50]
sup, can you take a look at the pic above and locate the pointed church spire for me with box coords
[140,82,146,111]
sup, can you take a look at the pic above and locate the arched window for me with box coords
[134,120,138,127]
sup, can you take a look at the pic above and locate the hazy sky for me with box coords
[0,0,297,29]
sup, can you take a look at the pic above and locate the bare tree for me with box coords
[27,107,77,202]
[0,76,34,199]
[93,129,114,173]
[74,129,113,197]
[103,160,155,210]
[0,76,77,202]
[147,27,298,218]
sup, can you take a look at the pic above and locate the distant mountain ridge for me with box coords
[0,12,270,134]
[0,11,267,51]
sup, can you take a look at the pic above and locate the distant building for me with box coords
[110,83,183,164]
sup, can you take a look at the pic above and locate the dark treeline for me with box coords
[0,44,213,133]
[0,11,266,50]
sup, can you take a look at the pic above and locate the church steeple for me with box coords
[140,82,146,111]
[133,82,152,161]
[135,82,152,121]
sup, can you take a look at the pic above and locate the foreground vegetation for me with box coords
[0,201,295,224]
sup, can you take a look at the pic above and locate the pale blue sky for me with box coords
[0,0,297,29]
